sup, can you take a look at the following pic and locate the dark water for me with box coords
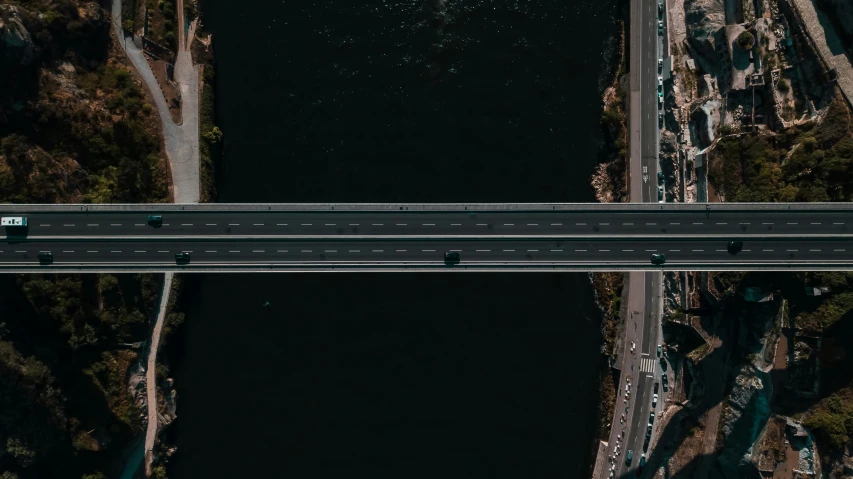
[168,0,619,476]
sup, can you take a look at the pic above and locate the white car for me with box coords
[653,394,658,407]
[658,76,663,90]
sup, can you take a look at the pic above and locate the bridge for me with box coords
[2,202,853,272]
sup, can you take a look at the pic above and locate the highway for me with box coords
[5,238,853,272]
[7,210,853,238]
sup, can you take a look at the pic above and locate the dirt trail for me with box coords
[144,273,174,476]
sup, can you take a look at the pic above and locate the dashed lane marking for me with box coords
[300,250,311,253]
[527,249,538,252]
[623,222,634,226]
[646,222,656,226]
[423,223,435,226]
[350,249,362,253]
[787,249,798,252]
[811,223,821,225]
[229,223,240,226]
[301,224,312,226]
[599,222,610,226]
[230,250,241,253]
[253,250,266,253]
[810,249,821,252]
[325,250,337,253]
[63,250,74,253]
[693,222,703,225]
[87,224,98,227]
[325,223,336,226]
[206,250,217,253]
[834,222,844,225]
[206,223,217,226]
[372,249,384,252]
[716,222,727,225]
[476,249,491,252]
[670,222,680,225]
[504,223,514,226]
[372,224,384,226]
[835,249,846,252]
[111,251,122,253]
[276,223,287,226]
[111,224,121,226]
[64,224,75,227]
[396,249,407,252]
[88,251,98,253]
[451,223,462,226]
[551,249,563,252]
[134,250,146,253]
[527,223,538,226]
[623,249,633,252]
[158,250,168,253]
[397,223,407,226]
[40,224,50,226]
[693,249,704,252]
[600,249,610,252]
[669,249,680,252]
[253,223,264,226]
[763,249,774,252]
[576,222,586,226]
[787,222,797,225]
[276,250,287,253]
[551,223,562,226]
[182,223,193,226]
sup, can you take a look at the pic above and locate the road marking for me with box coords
[276,250,287,253]
[739,222,750,225]
[134,223,143,226]
[40,224,50,226]
[15,250,25,253]
[504,223,514,226]
[646,222,656,226]
[576,222,586,226]
[599,222,610,226]
[325,249,338,253]
[88,250,98,253]
[787,249,798,252]
[111,223,121,226]
[301,223,312,226]
[834,222,844,225]
[476,249,491,252]
[623,249,633,252]
[647,249,657,252]
[451,223,462,226]
[693,222,703,225]
[229,223,240,226]
[372,249,384,252]
[253,223,264,226]
[641,357,657,373]
[716,249,726,252]
[504,249,515,252]
[396,249,407,252]
[325,223,336,226]
[372,223,384,226]
[763,249,774,252]
[811,222,821,225]
[600,249,610,252]
[277,223,287,226]
[551,249,563,252]
[527,223,538,226]
[834,249,846,252]
[111,251,121,253]
[158,250,168,253]
[787,222,797,225]
[527,249,538,252]
[423,223,435,226]
[64,224,75,227]
[670,222,680,225]
[692,249,703,252]
[87,224,98,227]
[476,223,488,226]
[810,249,821,252]
[669,249,680,252]
[134,250,146,253]
[551,223,562,226]
[300,250,311,253]
[206,223,217,226]
[397,223,408,226]
[182,223,193,226]
[743,249,751,252]
[206,250,217,253]
[253,250,266,253]
[575,249,587,252]
[349,224,359,226]
[762,222,774,225]
[63,250,74,253]
[230,250,241,253]
[716,222,727,225]
[449,249,462,252]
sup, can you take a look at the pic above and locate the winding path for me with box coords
[144,273,174,477]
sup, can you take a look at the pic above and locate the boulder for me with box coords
[0,5,35,66]
[684,0,726,64]
[717,363,773,478]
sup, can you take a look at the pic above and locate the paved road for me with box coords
[5,238,853,269]
[6,210,853,238]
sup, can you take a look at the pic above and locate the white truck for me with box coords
[1,217,27,227]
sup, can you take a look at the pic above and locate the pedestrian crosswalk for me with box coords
[640,356,657,373]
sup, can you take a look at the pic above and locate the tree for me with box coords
[736,31,755,50]
[203,126,223,143]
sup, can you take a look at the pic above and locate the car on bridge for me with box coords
[651,253,666,265]
[444,251,461,264]
[175,252,191,264]
[147,215,163,226]
[728,240,743,255]
[38,252,53,264]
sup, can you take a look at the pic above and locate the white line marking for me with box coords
[277,223,287,226]
[787,222,797,225]
[253,250,265,253]
[253,223,264,226]
[372,224,384,226]
[504,249,515,252]
[229,223,240,226]
[111,251,121,253]
[349,224,359,226]
[477,223,488,226]
[809,249,821,252]
[763,249,774,252]
[576,222,586,226]
[834,222,844,225]
[15,250,25,253]
[63,250,74,253]
[527,223,538,226]
[158,250,168,253]
[527,249,538,252]
[739,222,750,225]
[551,223,562,226]
[693,222,703,225]
[834,249,846,252]
[692,249,703,252]
[670,222,680,225]
[87,224,98,227]
[600,249,610,252]
[623,222,634,226]
[300,250,311,253]
[206,250,217,253]
[230,250,241,253]
[576,249,587,252]
[396,223,407,226]
[787,249,798,252]
[761,222,774,225]
[669,249,680,252]
[134,223,143,226]
[325,223,336,226]
[451,223,462,226]
[396,249,407,252]
[476,249,491,252]
[623,249,634,252]
[64,224,75,227]
[134,250,146,253]
[599,223,609,226]
[504,223,514,226]
[647,249,657,252]
[40,224,50,226]
[325,250,337,253]
[111,224,121,226]
[551,249,563,252]
[372,249,384,252]
[182,223,193,226]
[646,222,656,225]
[423,223,435,226]
[811,223,821,225]
[350,249,362,253]
[276,250,287,253]
[301,224,312,226]
[716,222,727,225]
[206,223,217,226]
[88,250,98,253]
[716,249,726,252]
[449,250,462,252]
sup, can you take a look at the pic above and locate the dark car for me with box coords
[727,240,743,255]
[147,215,163,225]
[657,171,664,185]
[651,253,666,265]
[643,437,650,452]
[649,411,655,425]
[654,382,659,394]
[37,252,53,264]
[175,252,191,264]
[625,450,633,467]
[444,251,461,264]
[636,455,646,477]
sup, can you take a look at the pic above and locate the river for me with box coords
[167,0,620,476]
